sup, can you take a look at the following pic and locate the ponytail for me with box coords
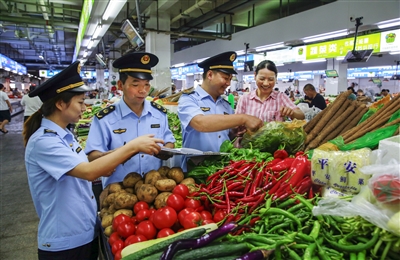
[23,110,43,147]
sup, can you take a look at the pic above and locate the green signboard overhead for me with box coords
[306,33,381,60]
[73,0,95,61]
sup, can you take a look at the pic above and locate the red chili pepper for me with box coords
[267,158,283,167]
[270,158,295,172]
[295,151,305,157]
[249,216,261,226]
[227,182,243,191]
[243,181,252,196]
[213,203,228,209]
[237,193,263,203]
[295,176,312,195]
[226,190,231,214]
[267,180,282,195]
[274,149,289,159]
[233,214,242,223]
[308,186,314,199]
[287,155,311,187]
[249,194,265,214]
[227,191,244,197]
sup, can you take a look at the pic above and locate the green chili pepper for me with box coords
[325,227,380,253]
[285,246,302,260]
[309,220,321,240]
[262,208,302,228]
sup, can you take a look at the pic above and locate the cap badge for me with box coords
[141,55,150,64]
[229,54,236,62]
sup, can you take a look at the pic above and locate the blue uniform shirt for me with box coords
[178,87,234,169]
[25,118,97,252]
[84,99,175,188]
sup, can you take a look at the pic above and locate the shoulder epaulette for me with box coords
[151,101,167,114]
[95,105,116,119]
[182,90,195,95]
[44,129,57,134]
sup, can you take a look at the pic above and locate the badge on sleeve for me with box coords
[200,107,210,112]
[44,129,57,134]
[113,128,127,134]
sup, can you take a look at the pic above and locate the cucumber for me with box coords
[121,223,218,260]
[173,242,249,260]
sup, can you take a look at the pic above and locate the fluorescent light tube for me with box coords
[102,0,126,21]
[377,18,400,29]
[83,51,88,58]
[302,30,348,43]
[87,40,94,49]
[389,51,400,55]
[302,59,326,64]
[255,43,285,52]
[172,63,185,67]
[93,26,101,39]
[336,56,346,61]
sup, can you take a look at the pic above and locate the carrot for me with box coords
[305,90,352,145]
[339,106,369,135]
[307,102,358,150]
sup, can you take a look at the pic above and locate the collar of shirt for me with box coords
[120,99,151,118]
[197,86,225,103]
[41,118,74,146]
[249,89,278,102]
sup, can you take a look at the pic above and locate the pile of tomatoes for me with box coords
[108,184,215,260]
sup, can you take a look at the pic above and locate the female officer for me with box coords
[23,61,163,260]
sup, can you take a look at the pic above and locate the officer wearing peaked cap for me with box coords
[23,61,164,258]
[177,51,263,171]
[85,52,176,188]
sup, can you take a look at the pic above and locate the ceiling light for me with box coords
[255,42,285,52]
[83,51,88,58]
[39,55,44,60]
[302,30,348,43]
[235,50,246,56]
[302,59,326,64]
[336,56,346,61]
[377,18,400,29]
[275,64,285,67]
[102,0,126,21]
[87,40,94,49]
[172,63,185,67]
[389,51,400,55]
[93,25,102,39]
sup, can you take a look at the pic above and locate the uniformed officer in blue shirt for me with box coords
[24,61,163,259]
[178,51,263,170]
[85,52,175,188]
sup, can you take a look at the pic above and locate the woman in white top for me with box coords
[0,83,13,133]
[21,84,43,122]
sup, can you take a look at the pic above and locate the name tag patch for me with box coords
[151,124,160,128]
[113,128,127,134]
[76,147,82,153]
[201,107,210,112]
[224,112,229,115]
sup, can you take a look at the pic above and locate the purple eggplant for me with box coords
[235,249,274,260]
[160,222,238,260]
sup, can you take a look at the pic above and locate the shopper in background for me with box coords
[381,89,392,99]
[178,51,263,159]
[0,83,12,134]
[235,60,305,122]
[356,89,372,104]
[20,84,43,122]
[303,83,327,110]
[88,89,99,99]
[347,85,357,100]
[85,52,175,188]
[171,84,177,94]
[23,61,163,260]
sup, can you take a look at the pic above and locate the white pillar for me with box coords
[325,58,348,95]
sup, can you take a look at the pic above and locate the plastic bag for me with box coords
[241,119,306,154]
[297,104,322,122]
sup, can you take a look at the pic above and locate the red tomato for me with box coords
[149,208,156,215]
[136,220,157,240]
[213,210,226,223]
[108,232,122,246]
[112,214,131,231]
[157,228,175,238]
[178,208,195,225]
[124,234,147,247]
[372,174,400,205]
[114,249,122,260]
[153,206,178,229]
[134,201,149,214]
[202,219,215,225]
[131,216,138,225]
[117,221,136,238]
[200,210,213,220]
[135,234,147,242]
[111,239,124,255]
[182,211,203,229]
[173,184,190,198]
[184,198,201,209]
[167,194,185,212]
[136,209,152,222]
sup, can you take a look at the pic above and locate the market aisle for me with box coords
[0,112,39,260]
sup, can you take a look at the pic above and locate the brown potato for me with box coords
[167,167,185,184]
[113,209,133,218]
[114,193,138,210]
[99,208,109,219]
[136,184,158,204]
[108,204,116,215]
[108,183,123,193]
[125,188,134,194]
[106,193,117,206]
[180,177,196,186]
[154,192,172,209]
[158,166,171,177]
[123,172,142,188]
[135,180,144,194]
[104,225,113,237]
[155,179,176,192]
[101,197,109,208]
[144,170,162,186]
[101,215,113,228]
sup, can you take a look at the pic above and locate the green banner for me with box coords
[306,33,381,60]
[73,0,95,61]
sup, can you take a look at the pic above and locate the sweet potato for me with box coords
[155,179,176,192]
[114,193,138,210]
[158,166,171,177]
[144,170,162,186]
[108,183,123,193]
[154,192,172,209]
[123,172,142,188]
[136,184,158,204]
[167,167,184,184]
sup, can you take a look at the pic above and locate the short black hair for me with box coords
[0,83,4,89]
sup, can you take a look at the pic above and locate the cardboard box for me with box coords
[378,135,400,164]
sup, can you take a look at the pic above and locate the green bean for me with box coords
[380,241,392,260]
[372,238,383,257]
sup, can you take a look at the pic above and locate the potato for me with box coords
[105,193,117,206]
[99,208,109,219]
[101,215,113,228]
[135,180,144,194]
[144,170,162,186]
[136,184,158,204]
[114,193,138,210]
[154,192,172,209]
[123,172,142,188]
[113,209,133,218]
[108,204,116,215]
[158,166,171,177]
[104,225,113,237]
[167,167,185,184]
[155,179,176,192]
[125,188,134,194]
[180,177,196,186]
[101,197,109,208]
[108,183,123,193]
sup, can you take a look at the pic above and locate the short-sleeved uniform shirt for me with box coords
[25,118,97,251]
[305,93,327,110]
[235,90,298,122]
[178,87,234,153]
[84,99,175,188]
